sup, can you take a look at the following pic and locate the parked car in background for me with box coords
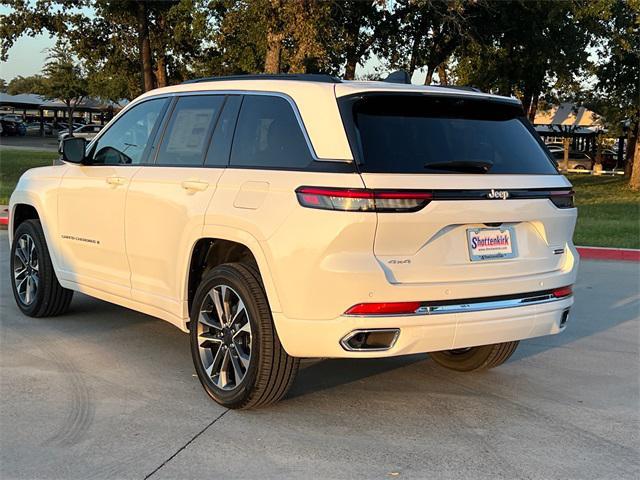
[0,118,26,136]
[26,122,54,135]
[546,145,564,154]
[551,150,594,170]
[57,124,103,141]
[598,149,619,171]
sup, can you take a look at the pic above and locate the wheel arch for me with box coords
[185,227,282,322]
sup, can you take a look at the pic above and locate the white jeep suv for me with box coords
[9,74,578,409]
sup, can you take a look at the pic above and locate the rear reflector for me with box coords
[552,286,573,298]
[549,190,575,209]
[296,186,432,212]
[344,302,422,315]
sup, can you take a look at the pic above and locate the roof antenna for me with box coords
[383,70,411,84]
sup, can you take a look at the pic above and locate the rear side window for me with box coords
[156,95,224,166]
[346,95,557,175]
[230,95,313,169]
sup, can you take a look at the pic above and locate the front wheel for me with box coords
[10,219,73,317]
[429,341,519,372]
[190,263,299,409]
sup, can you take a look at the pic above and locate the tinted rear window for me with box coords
[347,95,557,174]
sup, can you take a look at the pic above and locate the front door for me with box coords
[56,97,169,298]
[125,95,240,318]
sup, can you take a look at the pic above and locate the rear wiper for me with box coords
[424,160,493,173]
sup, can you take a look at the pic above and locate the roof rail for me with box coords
[182,74,342,85]
[431,84,483,93]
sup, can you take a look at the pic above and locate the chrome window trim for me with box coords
[91,90,351,163]
[344,292,571,318]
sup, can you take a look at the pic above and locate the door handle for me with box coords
[106,176,127,186]
[181,180,209,192]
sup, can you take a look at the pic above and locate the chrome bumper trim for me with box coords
[415,292,570,315]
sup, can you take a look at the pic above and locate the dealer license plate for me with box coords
[467,227,517,261]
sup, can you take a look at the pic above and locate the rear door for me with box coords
[340,93,576,285]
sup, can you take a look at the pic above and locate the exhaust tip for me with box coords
[560,308,570,328]
[340,329,400,352]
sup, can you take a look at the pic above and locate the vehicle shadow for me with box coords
[288,354,428,399]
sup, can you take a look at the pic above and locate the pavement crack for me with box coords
[143,409,229,479]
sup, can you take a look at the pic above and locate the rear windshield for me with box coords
[345,95,557,174]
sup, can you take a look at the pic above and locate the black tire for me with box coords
[429,341,519,372]
[10,219,73,317]
[190,263,299,409]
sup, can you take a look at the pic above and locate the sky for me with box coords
[1,34,54,80]
[0,31,429,86]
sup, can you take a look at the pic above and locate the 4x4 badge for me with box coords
[487,189,510,200]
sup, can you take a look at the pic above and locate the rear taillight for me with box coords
[552,286,573,298]
[549,190,575,208]
[296,187,432,212]
[344,302,422,316]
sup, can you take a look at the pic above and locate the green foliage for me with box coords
[453,1,595,114]
[40,43,88,105]
[6,75,45,96]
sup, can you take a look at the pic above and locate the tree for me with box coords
[1,0,215,96]
[0,78,6,92]
[324,1,384,79]
[587,0,640,188]
[378,0,481,84]
[6,75,45,95]
[454,1,595,120]
[40,43,89,130]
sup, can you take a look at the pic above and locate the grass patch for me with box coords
[0,149,58,204]
[569,174,640,249]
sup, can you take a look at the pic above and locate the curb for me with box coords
[577,246,640,262]
[0,207,7,228]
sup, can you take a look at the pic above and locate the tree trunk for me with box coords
[630,138,640,190]
[629,122,640,190]
[344,54,357,80]
[264,31,283,74]
[67,104,73,136]
[437,63,448,85]
[562,136,571,172]
[528,92,540,122]
[136,2,155,92]
[156,55,168,88]
[408,32,422,77]
[264,0,284,74]
[424,65,435,85]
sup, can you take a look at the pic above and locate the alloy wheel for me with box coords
[13,233,39,305]
[196,284,252,391]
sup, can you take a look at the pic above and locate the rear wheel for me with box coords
[190,263,299,409]
[10,219,73,317]
[429,341,519,372]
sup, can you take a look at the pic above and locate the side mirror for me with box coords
[62,136,87,164]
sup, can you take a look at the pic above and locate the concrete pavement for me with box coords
[1,229,638,479]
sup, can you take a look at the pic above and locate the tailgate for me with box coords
[361,173,576,284]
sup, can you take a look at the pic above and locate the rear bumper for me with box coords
[273,295,573,358]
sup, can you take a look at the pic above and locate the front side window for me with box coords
[156,95,225,166]
[230,95,313,169]
[91,98,168,165]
